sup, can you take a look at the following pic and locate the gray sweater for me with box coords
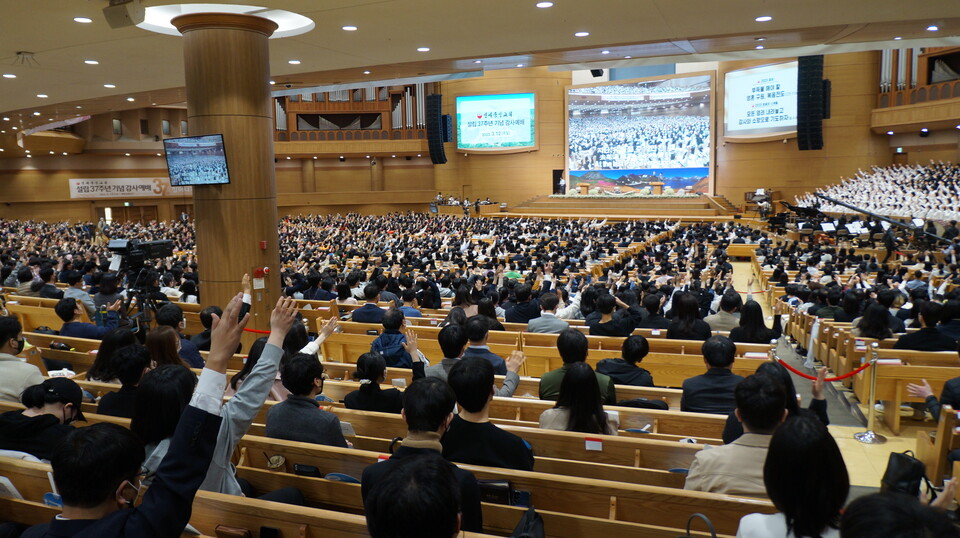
[425,357,520,397]
[265,395,348,448]
[143,343,283,496]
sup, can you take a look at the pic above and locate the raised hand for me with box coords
[267,297,300,348]
[208,293,250,373]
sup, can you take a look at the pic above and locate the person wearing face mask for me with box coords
[0,377,84,460]
[0,316,43,402]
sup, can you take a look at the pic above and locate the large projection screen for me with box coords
[566,73,714,195]
[724,61,798,140]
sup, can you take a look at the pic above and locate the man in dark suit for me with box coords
[351,284,387,324]
[894,301,957,352]
[504,284,541,324]
[55,297,120,340]
[361,377,482,532]
[681,335,745,414]
[21,291,247,538]
[460,316,506,374]
[636,293,670,330]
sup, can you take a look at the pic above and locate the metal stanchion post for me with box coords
[855,342,887,444]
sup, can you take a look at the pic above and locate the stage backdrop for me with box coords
[565,72,714,195]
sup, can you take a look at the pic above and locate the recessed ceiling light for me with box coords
[624,55,632,59]
[11,127,16,130]
[365,155,370,158]
[474,60,482,64]
[391,154,396,158]
[126,97,135,102]
[24,150,29,153]
[26,154,31,158]
[536,1,554,7]
[76,106,82,109]
[84,59,99,65]
[887,131,894,135]
[124,153,130,156]
[893,36,902,40]
[417,47,430,52]
[32,112,40,116]
[62,152,67,156]
[2,74,15,79]
[363,70,371,75]
[156,153,161,156]
[103,83,116,88]
[755,37,766,42]
[73,17,92,23]
[756,45,764,50]
[36,94,48,98]
[286,156,291,160]
[417,154,421,157]
[288,59,301,65]
[755,15,772,22]
[1,117,7,121]
[314,156,318,159]
[517,63,524,67]
[269,80,276,85]
[0,131,4,134]
[601,50,610,54]
[48,118,53,121]
[49,151,54,155]
[927,25,939,31]
[921,128,929,132]
[574,31,590,37]
[342,25,357,31]
[956,124,960,129]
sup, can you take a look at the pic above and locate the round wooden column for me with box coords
[172,13,280,331]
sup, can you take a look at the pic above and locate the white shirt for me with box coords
[737,513,839,538]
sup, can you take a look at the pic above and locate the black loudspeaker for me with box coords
[734,214,742,220]
[821,79,832,120]
[441,114,454,143]
[590,69,604,78]
[797,55,824,151]
[425,94,447,164]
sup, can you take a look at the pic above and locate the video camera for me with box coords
[107,239,174,270]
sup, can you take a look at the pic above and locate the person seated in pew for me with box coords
[0,316,43,402]
[476,295,505,332]
[938,299,960,343]
[587,293,635,337]
[398,288,422,318]
[55,297,121,340]
[369,308,416,368]
[460,315,509,374]
[35,266,63,300]
[723,362,828,444]
[0,377,84,461]
[96,344,151,419]
[684,374,786,497]
[703,291,741,332]
[155,303,204,369]
[850,303,894,340]
[729,300,782,344]
[840,492,959,538]
[361,377,482,533]
[145,326,192,369]
[893,300,957,351]
[852,288,906,334]
[596,334,654,387]
[192,306,237,353]
[907,343,960,461]
[345,337,426,414]
[265,353,349,448]
[504,284,541,324]
[424,324,523,397]
[62,270,97,318]
[526,292,569,334]
[85,328,136,384]
[635,293,671,330]
[737,415,848,538]
[539,328,616,404]
[539,362,618,435]
[443,356,535,471]
[227,337,288,402]
[19,293,244,538]
[666,292,712,341]
[681,335,745,415]
[365,453,466,538]
[132,296,305,506]
[351,284,387,324]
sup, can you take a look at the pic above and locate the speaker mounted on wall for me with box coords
[425,94,447,165]
[590,69,605,78]
[797,55,825,151]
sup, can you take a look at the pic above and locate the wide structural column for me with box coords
[172,13,280,331]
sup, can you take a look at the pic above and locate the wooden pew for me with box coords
[916,406,958,487]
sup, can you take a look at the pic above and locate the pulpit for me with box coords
[577,182,590,195]
[650,181,665,196]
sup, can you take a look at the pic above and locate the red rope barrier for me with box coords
[775,356,872,382]
[243,328,270,334]
[735,289,766,294]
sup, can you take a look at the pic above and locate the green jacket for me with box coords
[538,363,617,405]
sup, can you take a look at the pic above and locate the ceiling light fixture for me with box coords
[103,83,116,88]
[755,37,766,42]
[921,128,929,132]
[76,105,82,109]
[574,31,589,37]
[624,55,632,59]
[755,15,772,22]
[73,17,92,23]
[927,25,939,31]
[32,112,40,116]
[288,59,301,65]
[125,153,130,156]
[517,63,524,67]
[474,60,482,64]
[62,152,68,156]
[2,74,15,79]
[417,47,430,52]
[601,50,610,54]
[536,1,554,7]
[342,25,357,31]
[36,94,48,98]
[126,97,135,102]
[887,131,894,135]
[269,80,276,85]
[1,117,7,121]
[363,70,371,74]
[756,45,764,50]
[893,36,902,40]
[84,59,99,65]
[156,153,162,156]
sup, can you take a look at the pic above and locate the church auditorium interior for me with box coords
[1,1,960,537]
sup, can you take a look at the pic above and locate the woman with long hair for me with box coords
[737,416,848,537]
[226,336,289,402]
[179,279,198,304]
[145,326,189,368]
[730,300,782,344]
[451,286,478,317]
[852,303,893,340]
[86,327,136,382]
[344,351,424,413]
[539,362,618,435]
[439,306,467,328]
[476,296,504,331]
[666,292,711,340]
[335,282,357,305]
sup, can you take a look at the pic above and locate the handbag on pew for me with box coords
[881,450,937,501]
[676,513,717,538]
[510,505,544,538]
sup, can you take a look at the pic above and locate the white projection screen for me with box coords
[724,61,798,139]
[566,73,714,195]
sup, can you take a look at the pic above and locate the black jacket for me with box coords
[893,327,957,352]
[0,411,73,460]
[925,377,960,422]
[681,368,745,414]
[23,406,222,538]
[505,300,542,324]
[96,385,138,419]
[666,319,712,341]
[361,446,482,532]
[637,314,671,330]
[595,358,654,387]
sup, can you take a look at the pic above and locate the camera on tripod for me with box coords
[107,239,174,271]
[107,239,176,335]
